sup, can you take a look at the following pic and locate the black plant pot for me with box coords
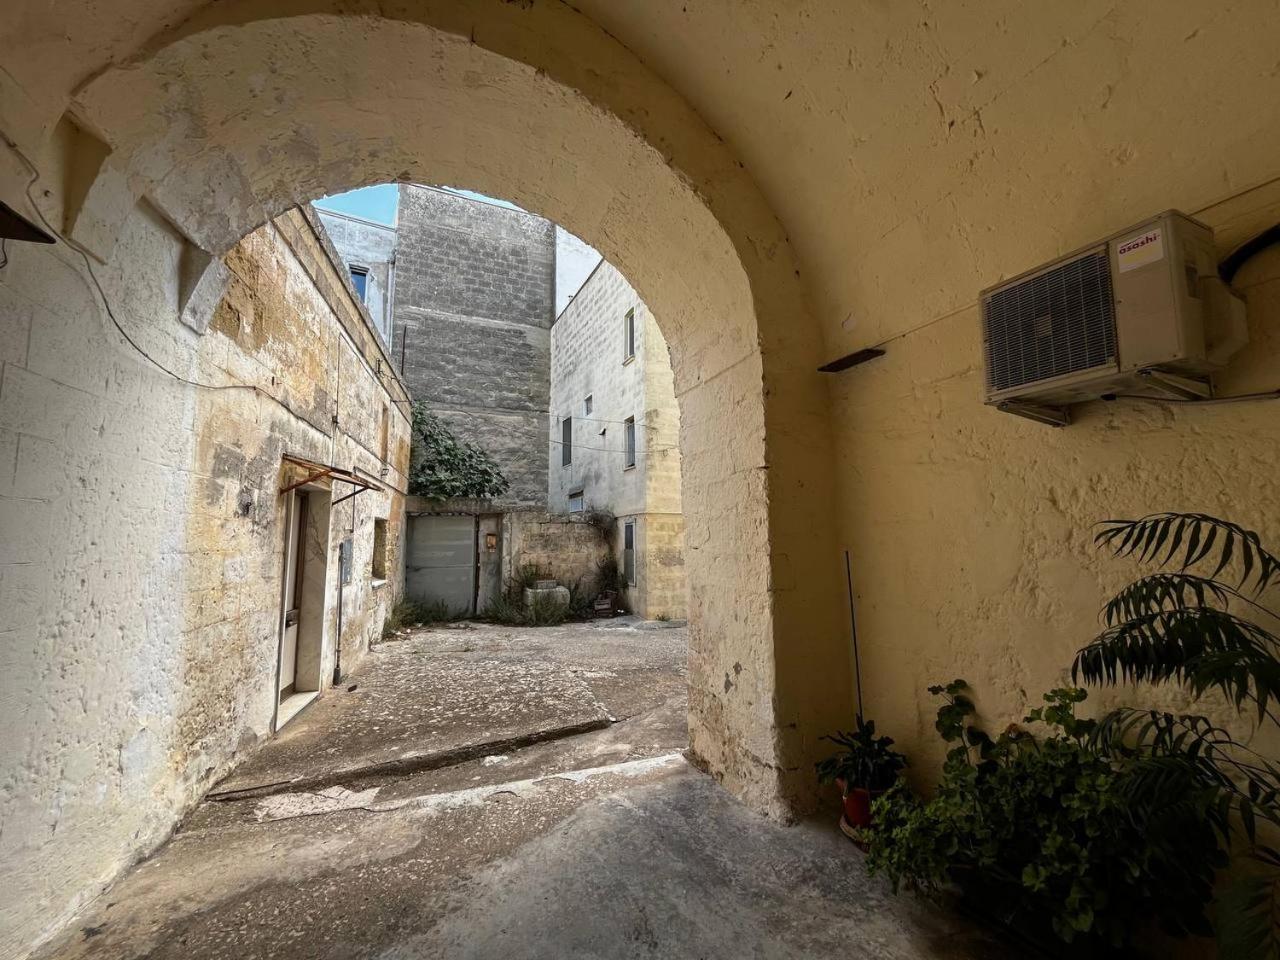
[952,874,1132,960]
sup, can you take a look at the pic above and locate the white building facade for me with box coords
[549,261,687,619]
[315,207,397,346]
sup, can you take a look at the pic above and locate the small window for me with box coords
[561,416,573,466]
[583,395,593,416]
[568,490,585,513]
[349,265,369,302]
[623,308,636,362]
[371,517,388,581]
[623,520,636,585]
[624,416,636,469]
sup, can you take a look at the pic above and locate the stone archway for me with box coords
[57,2,851,816]
[1,5,851,953]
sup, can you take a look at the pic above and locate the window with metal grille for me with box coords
[623,520,636,585]
[624,417,636,468]
[982,250,1117,394]
[371,518,387,581]
[561,416,572,466]
[568,490,584,512]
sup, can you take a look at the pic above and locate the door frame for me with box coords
[279,489,306,698]
[271,484,332,733]
[270,489,299,733]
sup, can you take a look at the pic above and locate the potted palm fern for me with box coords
[867,512,1280,957]
[816,717,906,840]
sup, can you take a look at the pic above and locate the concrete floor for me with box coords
[34,620,1015,960]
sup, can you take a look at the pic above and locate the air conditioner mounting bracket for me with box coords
[995,400,1071,427]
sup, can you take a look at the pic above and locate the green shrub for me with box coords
[479,591,569,626]
[526,592,568,626]
[593,552,624,599]
[480,594,525,625]
[381,598,457,637]
[868,683,1224,948]
[566,578,596,620]
[407,404,509,500]
[869,514,1280,957]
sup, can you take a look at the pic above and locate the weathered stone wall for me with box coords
[549,260,686,618]
[394,185,553,508]
[640,309,686,572]
[504,511,612,596]
[315,208,396,346]
[639,514,687,621]
[0,200,409,958]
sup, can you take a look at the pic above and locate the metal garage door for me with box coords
[406,515,477,616]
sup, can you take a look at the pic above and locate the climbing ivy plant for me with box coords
[407,403,509,501]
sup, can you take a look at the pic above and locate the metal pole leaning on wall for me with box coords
[844,550,864,723]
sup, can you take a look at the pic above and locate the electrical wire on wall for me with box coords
[6,136,683,466]
[1,134,339,436]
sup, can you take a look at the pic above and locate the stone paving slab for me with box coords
[35,765,1018,960]
[211,633,613,798]
[31,622,1017,960]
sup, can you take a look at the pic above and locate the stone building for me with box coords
[391,185,555,508]
[315,207,396,346]
[0,202,410,955]
[549,260,686,619]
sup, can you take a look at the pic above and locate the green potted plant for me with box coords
[816,717,906,839]
[867,513,1280,958]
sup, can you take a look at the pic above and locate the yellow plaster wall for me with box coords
[836,241,1280,781]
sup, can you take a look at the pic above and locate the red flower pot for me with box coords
[836,778,884,830]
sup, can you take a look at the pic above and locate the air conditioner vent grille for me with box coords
[983,250,1118,394]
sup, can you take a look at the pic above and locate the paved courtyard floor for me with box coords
[34,619,1015,960]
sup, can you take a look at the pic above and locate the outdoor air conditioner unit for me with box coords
[980,210,1249,425]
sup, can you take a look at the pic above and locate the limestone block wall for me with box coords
[393,185,554,507]
[0,200,409,959]
[641,310,684,519]
[638,514,687,621]
[504,511,611,595]
[549,261,649,516]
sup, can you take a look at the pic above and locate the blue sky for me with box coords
[312,184,401,224]
[313,184,602,314]
[312,184,522,225]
